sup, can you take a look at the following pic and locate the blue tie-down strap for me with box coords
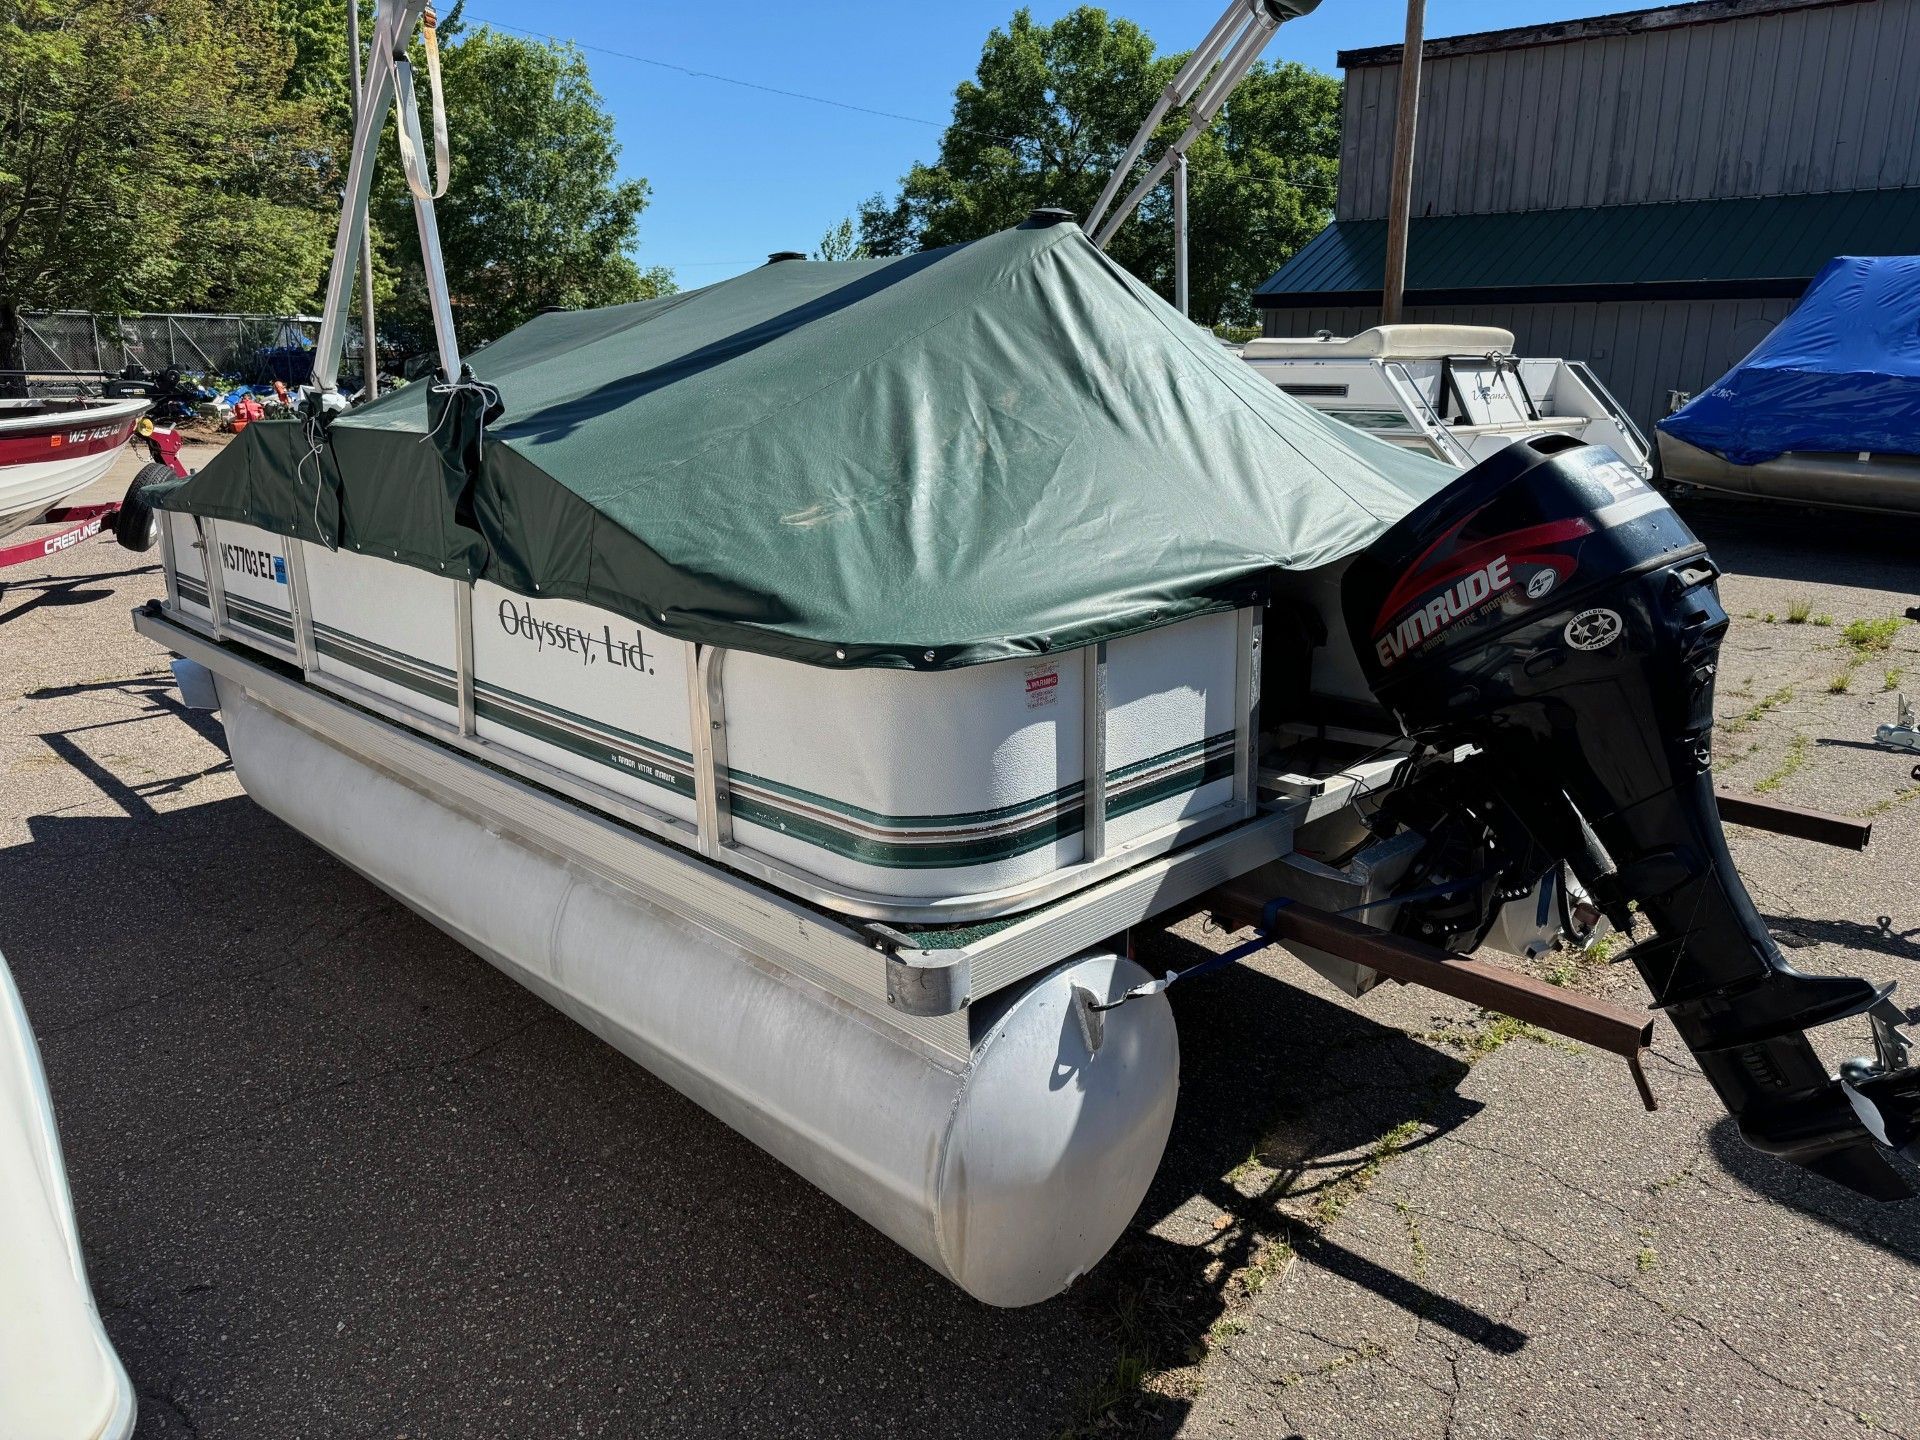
[1087,897,1296,1013]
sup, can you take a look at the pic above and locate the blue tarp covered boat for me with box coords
[1658,256,1920,514]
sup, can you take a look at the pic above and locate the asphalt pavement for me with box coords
[3,444,1917,1437]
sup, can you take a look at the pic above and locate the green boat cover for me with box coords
[158,215,1452,669]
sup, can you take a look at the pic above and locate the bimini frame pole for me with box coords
[1086,0,1322,255]
[1083,0,1247,241]
[313,0,426,397]
[311,0,462,399]
[347,0,380,399]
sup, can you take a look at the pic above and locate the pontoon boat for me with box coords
[121,0,1920,1315]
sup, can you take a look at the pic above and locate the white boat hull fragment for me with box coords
[0,950,136,1440]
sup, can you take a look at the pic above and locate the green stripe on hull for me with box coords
[1107,746,1235,822]
[277,620,1237,870]
[475,689,695,802]
[226,595,293,643]
[730,740,1234,868]
[314,627,456,705]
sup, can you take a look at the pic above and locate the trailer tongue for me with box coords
[1342,435,1920,1196]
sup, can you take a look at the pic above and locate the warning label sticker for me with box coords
[1025,662,1060,709]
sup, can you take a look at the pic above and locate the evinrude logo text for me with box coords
[1375,556,1512,668]
[220,543,285,584]
[497,597,655,674]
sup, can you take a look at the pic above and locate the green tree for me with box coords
[0,0,338,375]
[856,6,1339,326]
[370,26,671,351]
[812,216,864,262]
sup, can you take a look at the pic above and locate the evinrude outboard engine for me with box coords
[1344,436,1920,1197]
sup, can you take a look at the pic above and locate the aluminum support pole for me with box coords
[1083,0,1248,238]
[348,0,380,399]
[1089,9,1279,251]
[394,56,462,380]
[313,0,430,394]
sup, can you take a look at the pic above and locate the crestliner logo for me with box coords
[498,597,655,674]
[43,517,106,554]
[1374,555,1513,668]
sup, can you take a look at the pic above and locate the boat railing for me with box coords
[1566,359,1653,461]
[1380,361,1474,467]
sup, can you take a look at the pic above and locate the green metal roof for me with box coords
[1256,189,1920,306]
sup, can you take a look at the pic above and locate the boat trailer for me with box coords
[0,503,126,571]
[0,420,185,573]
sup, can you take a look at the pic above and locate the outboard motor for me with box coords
[1344,436,1920,1197]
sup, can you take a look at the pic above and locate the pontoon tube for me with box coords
[215,681,1180,1306]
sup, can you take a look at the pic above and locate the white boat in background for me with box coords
[1239,325,1653,477]
[0,950,135,1440]
[0,396,149,541]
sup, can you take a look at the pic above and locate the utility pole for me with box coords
[1379,0,1425,325]
[348,0,380,398]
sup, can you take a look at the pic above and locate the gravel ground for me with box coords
[3,446,1917,1438]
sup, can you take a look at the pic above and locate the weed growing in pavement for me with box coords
[1886,667,1905,692]
[1316,1120,1425,1228]
[1812,613,1833,627]
[1859,785,1920,819]
[1394,1197,1430,1276]
[1843,616,1906,652]
[1721,685,1795,735]
[1829,670,1855,694]
[1787,598,1812,623]
[1274,1341,1386,1391]
[1055,1290,1158,1439]
[1755,733,1812,793]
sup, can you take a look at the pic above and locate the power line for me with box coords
[467,14,947,128]
[460,11,1341,202]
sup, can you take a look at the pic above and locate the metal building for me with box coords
[1256,0,1920,438]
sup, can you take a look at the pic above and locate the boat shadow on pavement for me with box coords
[0,563,159,627]
[1706,1116,1920,1264]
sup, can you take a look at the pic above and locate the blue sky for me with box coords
[458,2,1627,283]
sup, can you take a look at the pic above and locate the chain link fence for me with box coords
[16,310,370,384]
